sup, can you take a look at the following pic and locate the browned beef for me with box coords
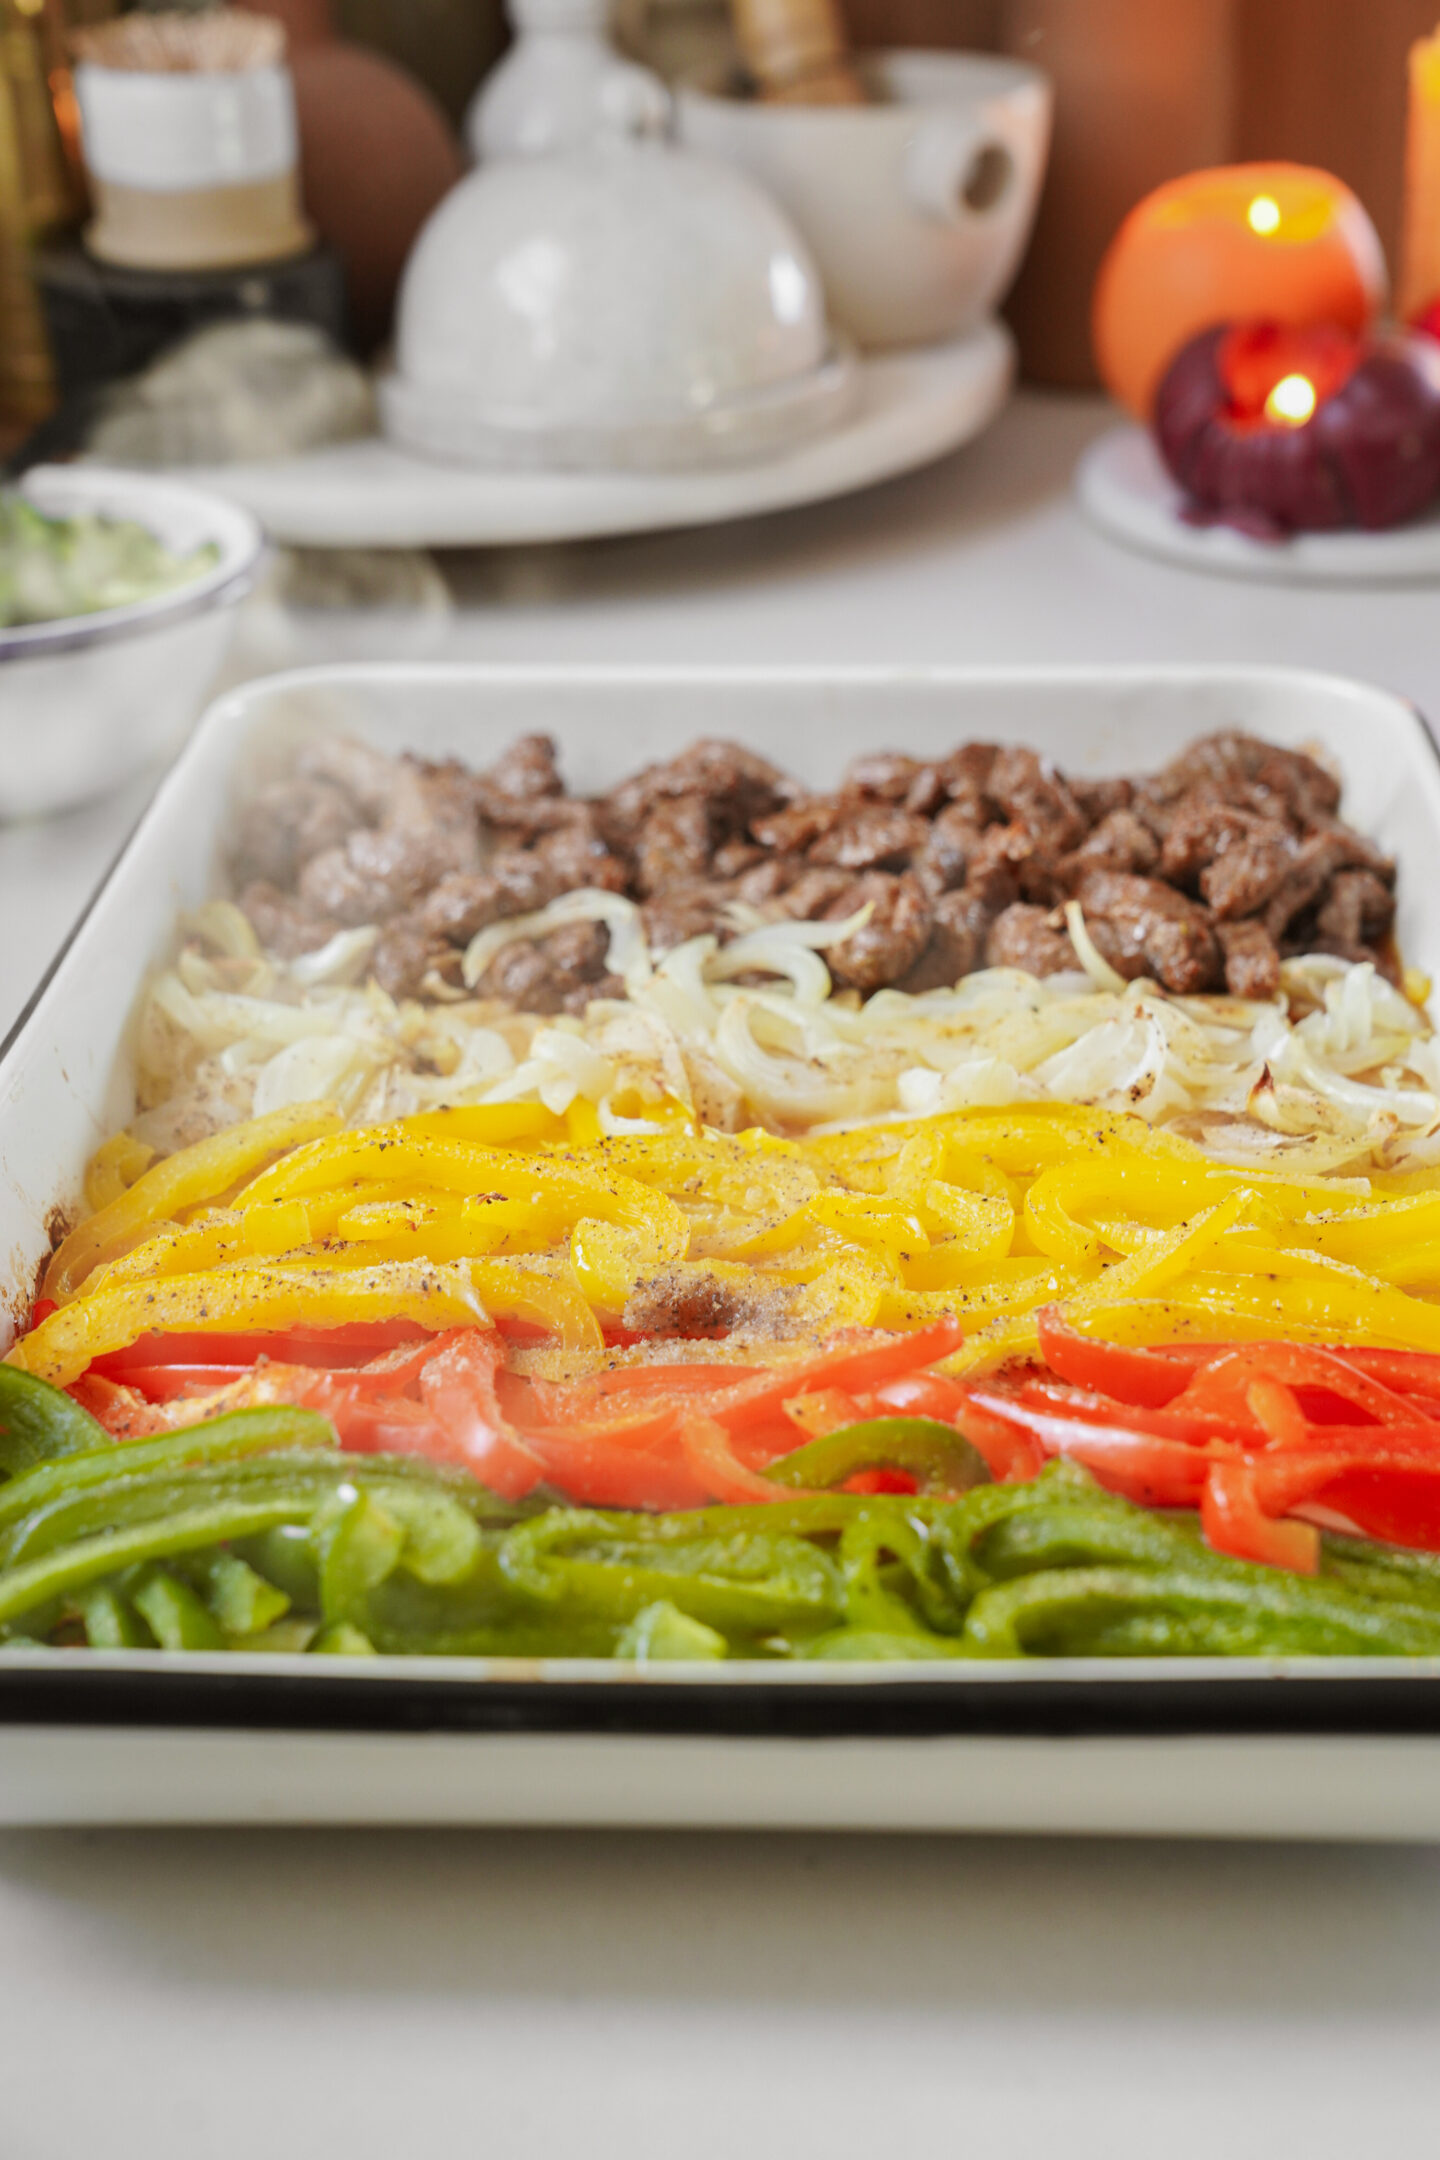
[604,738,798,846]
[984,903,1076,976]
[842,750,924,801]
[1216,920,1282,1000]
[1069,775,1135,823]
[470,921,614,1014]
[821,872,932,993]
[1265,828,1395,944]
[915,802,984,895]
[1077,872,1224,994]
[239,881,339,959]
[807,805,930,872]
[1063,808,1161,882]
[987,746,1087,855]
[751,797,847,855]
[417,853,561,944]
[232,778,362,889]
[1199,827,1298,920]
[370,914,446,1001]
[298,816,480,926]
[641,882,733,953]
[897,887,988,992]
[241,727,1397,1013]
[1316,868,1396,952]
[635,796,716,894]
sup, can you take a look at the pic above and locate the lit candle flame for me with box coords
[1247,194,1282,235]
[1264,372,1318,425]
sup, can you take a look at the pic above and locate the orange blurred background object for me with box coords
[1092,161,1387,419]
[1402,23,1440,320]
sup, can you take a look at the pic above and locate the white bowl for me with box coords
[677,49,1051,350]
[0,467,264,819]
[381,137,855,471]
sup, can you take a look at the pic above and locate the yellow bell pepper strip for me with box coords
[47,1103,343,1305]
[83,1132,155,1215]
[10,1259,492,1389]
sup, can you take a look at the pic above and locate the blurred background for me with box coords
[5,0,1439,450]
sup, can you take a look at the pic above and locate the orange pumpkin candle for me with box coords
[1402,26,1440,322]
[1093,163,1386,421]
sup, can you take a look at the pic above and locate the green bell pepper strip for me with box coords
[0,1497,338,1634]
[0,1407,339,1539]
[131,1569,224,1652]
[616,1601,727,1662]
[962,1563,1440,1658]
[199,1551,290,1636]
[313,1621,377,1657]
[313,1489,407,1627]
[0,1363,110,1478]
[763,1418,992,1496]
[76,1581,152,1650]
[497,1508,844,1638]
[1,1452,488,1577]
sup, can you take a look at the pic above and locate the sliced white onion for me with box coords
[461,890,650,991]
[1063,901,1129,994]
[289,926,379,987]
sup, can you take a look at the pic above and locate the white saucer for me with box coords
[170,322,1013,549]
[1077,423,1440,586]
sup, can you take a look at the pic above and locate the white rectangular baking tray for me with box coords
[5,662,1440,1837]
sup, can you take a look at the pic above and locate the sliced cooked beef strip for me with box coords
[1316,867,1396,951]
[984,902,1076,976]
[1198,826,1298,920]
[605,739,798,845]
[371,914,446,1001]
[987,746,1088,854]
[1069,775,1135,823]
[1264,828,1395,944]
[641,882,734,954]
[712,838,764,879]
[299,815,481,926]
[1216,919,1282,1000]
[297,735,413,823]
[821,872,932,994]
[896,887,988,992]
[534,808,629,894]
[1062,807,1161,882]
[807,804,930,871]
[936,742,1000,818]
[962,823,1028,914]
[1150,731,1342,827]
[1077,871,1224,994]
[417,853,562,944]
[232,778,364,890]
[842,750,924,802]
[239,881,340,959]
[479,732,563,805]
[243,728,1396,1009]
[776,865,859,923]
[635,795,716,894]
[751,797,848,855]
[915,803,984,896]
[470,920,614,1015]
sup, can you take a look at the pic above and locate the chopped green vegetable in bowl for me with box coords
[0,494,219,629]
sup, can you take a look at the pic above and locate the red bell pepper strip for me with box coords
[1201,1461,1320,1574]
[1169,1344,1427,1431]
[1036,1307,1204,1407]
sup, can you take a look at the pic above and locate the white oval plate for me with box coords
[161,322,1013,549]
[1077,422,1440,586]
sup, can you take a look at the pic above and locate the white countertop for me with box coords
[5,392,1440,2157]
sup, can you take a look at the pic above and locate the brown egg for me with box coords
[286,40,465,351]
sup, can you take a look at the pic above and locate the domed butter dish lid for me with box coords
[379,138,855,471]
